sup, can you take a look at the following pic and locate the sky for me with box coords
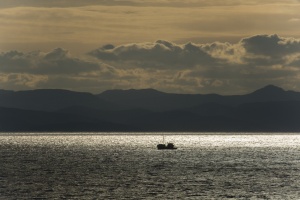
[1,0,300,94]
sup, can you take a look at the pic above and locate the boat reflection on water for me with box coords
[157,142,177,150]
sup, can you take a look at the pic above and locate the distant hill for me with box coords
[97,85,300,111]
[0,107,137,132]
[98,88,200,111]
[0,89,118,111]
[234,101,300,132]
[1,85,300,132]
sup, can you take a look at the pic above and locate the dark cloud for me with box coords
[102,44,115,50]
[44,48,69,60]
[0,50,32,73]
[1,34,300,94]
[89,40,218,69]
[288,57,300,67]
[0,48,100,75]
[241,34,300,57]
[88,34,300,93]
[237,34,300,69]
[0,48,143,92]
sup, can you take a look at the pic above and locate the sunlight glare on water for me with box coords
[0,133,300,199]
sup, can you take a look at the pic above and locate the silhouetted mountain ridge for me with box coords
[251,85,284,94]
[0,89,119,111]
[244,85,300,102]
[0,106,137,132]
[97,84,300,110]
[1,85,300,132]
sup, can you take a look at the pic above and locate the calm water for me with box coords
[0,133,300,199]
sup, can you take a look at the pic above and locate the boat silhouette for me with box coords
[157,143,177,150]
[157,135,177,150]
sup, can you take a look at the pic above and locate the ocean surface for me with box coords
[0,133,300,199]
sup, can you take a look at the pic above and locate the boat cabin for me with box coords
[157,143,177,150]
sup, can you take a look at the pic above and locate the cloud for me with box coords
[289,18,300,22]
[0,51,32,73]
[0,48,101,75]
[89,40,218,69]
[237,34,300,68]
[0,0,298,8]
[2,3,300,55]
[0,0,140,8]
[89,34,300,70]
[86,34,300,94]
[0,73,48,90]
[0,48,148,92]
[241,34,300,57]
[0,48,131,92]
[1,34,300,94]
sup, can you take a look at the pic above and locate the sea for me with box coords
[0,133,300,199]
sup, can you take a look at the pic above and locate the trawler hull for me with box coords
[157,143,177,150]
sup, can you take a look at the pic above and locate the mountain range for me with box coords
[1,85,300,132]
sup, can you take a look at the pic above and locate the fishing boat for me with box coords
[157,135,177,150]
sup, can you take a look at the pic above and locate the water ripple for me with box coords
[0,133,300,199]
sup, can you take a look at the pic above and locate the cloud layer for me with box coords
[1,34,300,94]
[1,3,300,55]
[0,48,101,74]
[89,40,218,69]
[0,0,299,8]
